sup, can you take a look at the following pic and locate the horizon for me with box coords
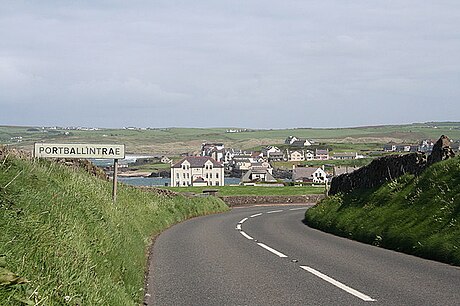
[1,120,459,131]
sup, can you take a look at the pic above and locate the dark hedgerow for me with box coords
[305,156,460,266]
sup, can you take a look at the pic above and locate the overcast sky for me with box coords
[1,1,459,128]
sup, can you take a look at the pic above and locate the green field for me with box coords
[165,185,325,196]
[0,150,228,305]
[2,122,459,155]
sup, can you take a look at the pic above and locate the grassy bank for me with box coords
[305,157,460,265]
[0,153,228,305]
[165,185,325,196]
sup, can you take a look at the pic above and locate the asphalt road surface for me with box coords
[145,205,460,305]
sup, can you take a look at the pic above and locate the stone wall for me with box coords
[220,194,325,207]
[329,135,456,195]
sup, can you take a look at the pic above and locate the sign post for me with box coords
[113,159,118,203]
[34,143,125,203]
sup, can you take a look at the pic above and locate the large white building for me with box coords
[170,156,224,187]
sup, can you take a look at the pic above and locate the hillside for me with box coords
[0,149,228,305]
[305,156,460,265]
[2,122,460,155]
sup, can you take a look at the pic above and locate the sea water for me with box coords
[118,176,241,187]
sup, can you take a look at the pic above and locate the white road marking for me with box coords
[240,231,254,240]
[239,218,248,224]
[266,210,283,214]
[236,224,242,230]
[250,213,263,218]
[289,207,307,211]
[257,243,288,258]
[300,266,376,302]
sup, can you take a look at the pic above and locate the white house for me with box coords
[160,156,172,164]
[305,150,315,160]
[287,150,305,162]
[241,168,276,183]
[263,146,281,157]
[285,136,313,147]
[285,136,299,145]
[171,156,224,187]
[292,166,328,184]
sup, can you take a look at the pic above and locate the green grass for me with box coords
[305,157,460,265]
[2,122,460,155]
[164,185,325,196]
[0,153,228,305]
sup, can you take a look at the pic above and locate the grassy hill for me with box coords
[2,122,460,155]
[305,156,460,265]
[0,150,228,305]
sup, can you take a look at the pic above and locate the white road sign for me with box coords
[34,143,125,159]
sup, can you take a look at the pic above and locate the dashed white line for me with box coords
[300,266,376,302]
[236,224,242,230]
[238,217,249,224]
[250,213,263,218]
[257,243,288,258]
[240,231,254,240]
[289,207,307,211]
[266,210,283,214]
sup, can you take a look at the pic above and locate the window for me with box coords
[209,173,213,179]
[216,181,219,186]
[216,172,219,178]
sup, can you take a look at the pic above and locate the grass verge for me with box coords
[305,157,460,265]
[165,185,325,196]
[0,154,228,305]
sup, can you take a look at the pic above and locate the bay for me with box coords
[118,176,241,187]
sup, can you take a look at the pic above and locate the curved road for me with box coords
[145,205,460,305]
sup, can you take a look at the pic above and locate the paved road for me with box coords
[145,205,460,305]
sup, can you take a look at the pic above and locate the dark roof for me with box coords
[172,156,223,168]
[292,167,320,180]
[193,177,206,182]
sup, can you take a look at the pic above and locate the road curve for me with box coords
[145,205,460,305]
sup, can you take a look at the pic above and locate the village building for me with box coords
[287,150,305,162]
[292,166,328,184]
[419,140,434,153]
[201,143,225,162]
[170,156,224,187]
[241,169,277,183]
[160,156,172,164]
[291,139,312,147]
[241,162,275,183]
[332,152,359,160]
[315,149,330,160]
[333,165,361,177]
[263,146,281,157]
[285,136,313,147]
[305,150,315,160]
[230,154,253,171]
[285,136,299,145]
[268,151,285,162]
[384,142,425,153]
